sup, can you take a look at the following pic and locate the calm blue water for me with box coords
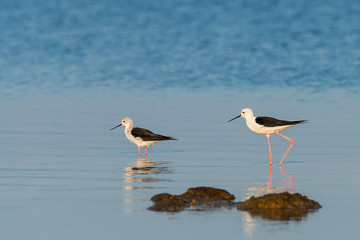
[1,0,360,239]
[1,0,360,96]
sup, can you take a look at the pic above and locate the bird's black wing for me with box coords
[131,127,177,141]
[256,117,306,127]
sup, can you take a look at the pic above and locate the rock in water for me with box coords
[148,186,235,212]
[237,192,321,221]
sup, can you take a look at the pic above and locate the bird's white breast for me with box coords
[246,118,267,134]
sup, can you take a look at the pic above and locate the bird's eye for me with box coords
[242,112,245,114]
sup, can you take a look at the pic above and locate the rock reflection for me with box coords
[245,208,319,221]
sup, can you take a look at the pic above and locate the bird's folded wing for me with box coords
[256,117,305,127]
[131,127,176,141]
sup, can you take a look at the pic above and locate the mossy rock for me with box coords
[148,186,235,212]
[237,192,321,221]
[237,192,321,210]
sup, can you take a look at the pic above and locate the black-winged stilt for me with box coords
[228,108,306,165]
[109,117,177,157]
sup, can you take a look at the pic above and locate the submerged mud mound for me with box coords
[237,192,321,221]
[149,187,236,212]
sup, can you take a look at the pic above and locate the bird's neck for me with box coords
[245,117,257,129]
[124,125,135,142]
[245,116,255,124]
[124,125,133,134]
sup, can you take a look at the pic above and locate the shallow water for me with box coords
[1,0,360,239]
[1,88,360,239]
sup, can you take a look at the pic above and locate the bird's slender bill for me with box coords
[109,123,122,131]
[228,114,242,122]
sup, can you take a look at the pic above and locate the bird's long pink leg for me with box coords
[267,136,273,165]
[138,147,141,158]
[275,132,295,166]
[145,147,148,157]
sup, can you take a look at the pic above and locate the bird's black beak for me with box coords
[109,123,122,131]
[228,114,242,122]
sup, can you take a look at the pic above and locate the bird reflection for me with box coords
[247,165,295,198]
[279,166,294,192]
[122,158,173,213]
[242,212,256,237]
[267,165,273,192]
[242,165,299,234]
[267,165,294,193]
[123,158,172,186]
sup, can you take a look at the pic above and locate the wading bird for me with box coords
[228,108,306,165]
[110,117,177,157]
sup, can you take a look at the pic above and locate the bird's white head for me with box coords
[120,117,133,128]
[228,108,254,122]
[240,108,254,119]
[109,117,133,131]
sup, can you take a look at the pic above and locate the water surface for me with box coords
[1,0,360,239]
